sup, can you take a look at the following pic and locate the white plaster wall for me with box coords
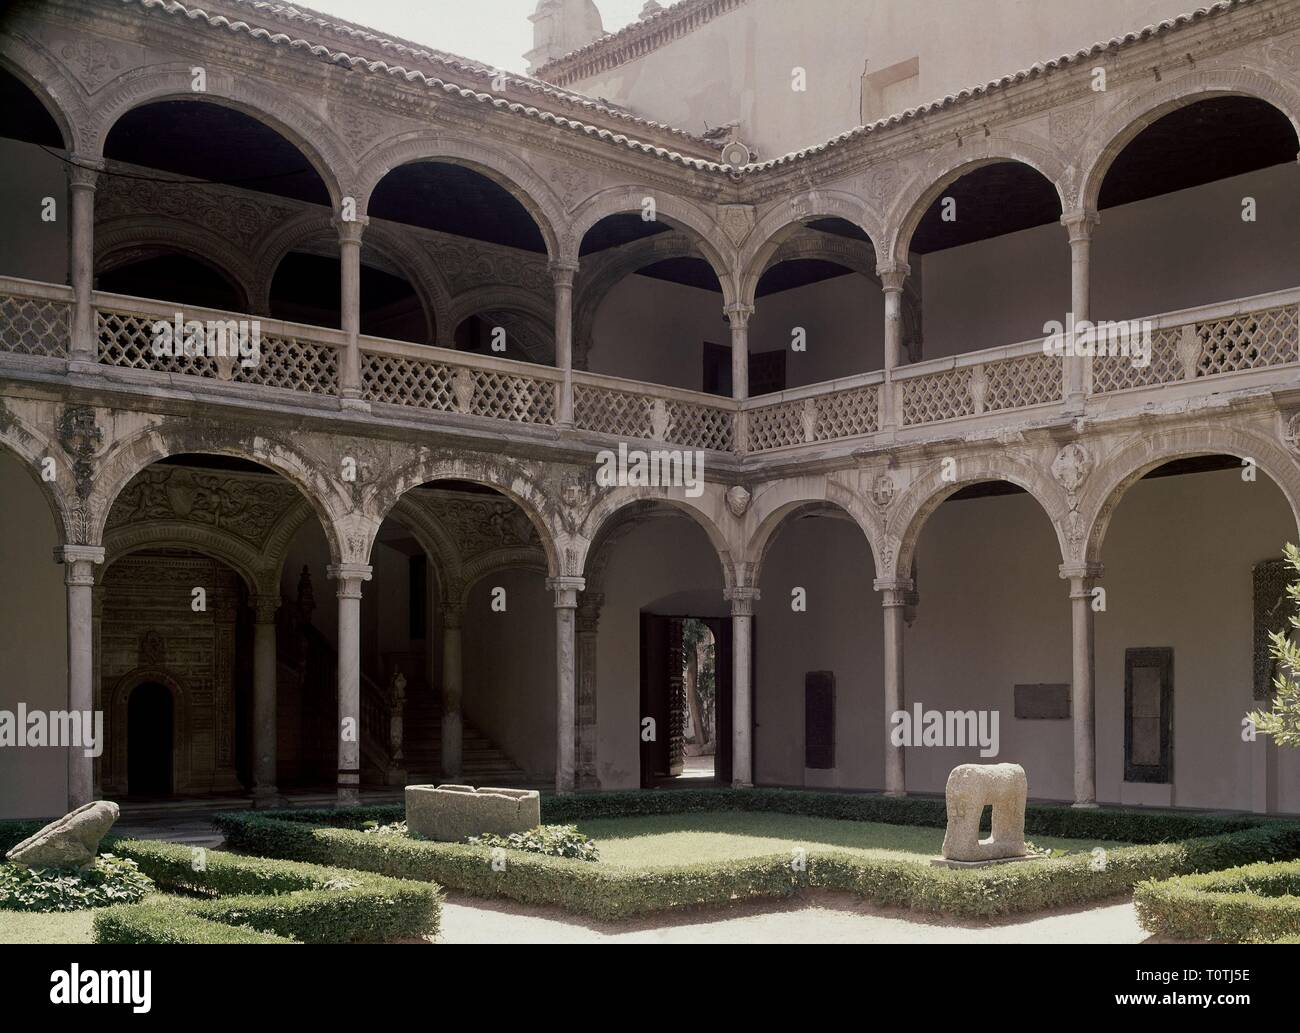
[461,567,555,778]
[1097,468,1299,812]
[920,165,1300,358]
[0,138,68,285]
[572,0,1197,157]
[593,515,728,789]
[754,513,881,788]
[0,454,68,818]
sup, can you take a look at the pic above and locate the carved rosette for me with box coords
[725,484,751,517]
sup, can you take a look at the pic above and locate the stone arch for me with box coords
[460,548,549,607]
[365,452,562,578]
[570,187,735,304]
[95,217,255,311]
[1079,423,1300,567]
[0,403,75,543]
[737,193,885,307]
[448,284,555,359]
[101,520,275,597]
[744,475,885,584]
[885,135,1071,265]
[355,131,566,260]
[573,229,707,368]
[387,493,464,606]
[251,210,451,339]
[88,64,349,207]
[0,37,83,151]
[1078,68,1300,214]
[90,423,349,567]
[578,487,736,593]
[106,667,191,796]
[887,454,1072,581]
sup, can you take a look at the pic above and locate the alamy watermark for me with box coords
[1042,312,1152,368]
[890,703,1000,758]
[152,313,261,368]
[595,442,705,498]
[0,704,102,757]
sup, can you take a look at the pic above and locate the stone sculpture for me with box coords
[405,784,541,842]
[5,800,120,869]
[939,762,1028,864]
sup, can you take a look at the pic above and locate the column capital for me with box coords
[547,575,586,607]
[550,259,580,284]
[1058,561,1103,583]
[327,562,373,598]
[1060,208,1100,242]
[724,301,754,327]
[54,544,105,566]
[334,215,368,243]
[725,585,760,615]
[873,576,914,605]
[251,594,281,624]
[442,602,463,630]
[66,156,105,189]
[876,261,910,291]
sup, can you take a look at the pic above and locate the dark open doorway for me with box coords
[127,681,174,797]
[640,615,744,787]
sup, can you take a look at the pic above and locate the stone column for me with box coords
[552,260,578,427]
[336,217,368,405]
[726,303,753,453]
[575,593,603,790]
[878,263,909,434]
[875,576,911,796]
[548,576,585,794]
[726,585,759,787]
[67,158,103,366]
[440,601,463,780]
[328,562,372,804]
[1061,210,1099,410]
[1061,563,1102,808]
[251,594,280,806]
[56,545,105,809]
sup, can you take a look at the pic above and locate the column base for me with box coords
[252,787,284,809]
[1071,800,1099,809]
[731,780,753,790]
[883,789,907,798]
[67,358,99,376]
[384,768,409,787]
[337,770,360,806]
[339,395,371,413]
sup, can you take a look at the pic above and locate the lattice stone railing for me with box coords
[95,295,341,395]
[899,343,1062,427]
[364,342,557,426]
[746,381,880,452]
[573,374,735,451]
[1091,295,1300,395]
[0,279,73,358]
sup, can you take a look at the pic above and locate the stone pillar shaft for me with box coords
[441,604,463,780]
[878,264,909,432]
[337,219,366,401]
[575,594,602,790]
[875,577,911,796]
[68,160,102,363]
[1062,210,1099,408]
[1062,564,1102,808]
[726,303,753,453]
[727,586,759,788]
[252,596,279,804]
[57,545,104,809]
[329,563,372,804]
[552,262,577,427]
[549,577,584,794]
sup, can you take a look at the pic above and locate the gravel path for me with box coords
[436,891,1148,944]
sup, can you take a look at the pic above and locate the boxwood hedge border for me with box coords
[0,826,442,944]
[1134,859,1300,943]
[211,789,1300,921]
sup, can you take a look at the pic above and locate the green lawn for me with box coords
[576,812,1124,868]
[0,908,96,944]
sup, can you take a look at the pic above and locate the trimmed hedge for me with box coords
[1135,860,1300,943]
[214,796,1300,921]
[78,838,442,944]
[245,788,1265,845]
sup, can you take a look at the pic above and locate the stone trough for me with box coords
[405,784,541,842]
